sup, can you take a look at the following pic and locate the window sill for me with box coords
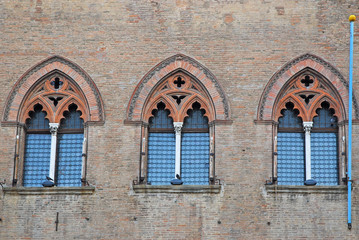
[132,184,221,194]
[2,186,95,195]
[265,185,347,194]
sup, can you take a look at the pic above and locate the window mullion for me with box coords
[303,121,316,185]
[172,122,183,184]
[49,123,59,182]
[209,124,215,183]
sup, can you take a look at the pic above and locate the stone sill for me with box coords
[2,186,95,195]
[265,185,347,194]
[133,184,221,193]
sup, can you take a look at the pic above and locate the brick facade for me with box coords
[1,1,359,239]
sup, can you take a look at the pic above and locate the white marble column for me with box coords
[49,123,59,181]
[303,121,316,185]
[173,122,183,179]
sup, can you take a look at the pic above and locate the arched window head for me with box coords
[143,72,214,123]
[313,101,338,129]
[270,63,343,186]
[149,102,173,129]
[25,104,50,130]
[278,102,302,129]
[183,102,209,129]
[60,104,84,129]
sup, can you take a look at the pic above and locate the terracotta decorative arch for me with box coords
[126,54,231,124]
[2,55,104,125]
[257,53,359,122]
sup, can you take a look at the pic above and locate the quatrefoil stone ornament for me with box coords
[301,75,314,87]
[174,76,185,88]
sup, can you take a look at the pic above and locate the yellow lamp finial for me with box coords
[349,15,356,22]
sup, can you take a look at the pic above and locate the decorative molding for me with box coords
[173,122,183,134]
[257,53,359,121]
[2,186,95,195]
[126,54,230,122]
[49,123,59,135]
[132,184,221,194]
[303,121,313,132]
[2,55,104,123]
[265,185,346,194]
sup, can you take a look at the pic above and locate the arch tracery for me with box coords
[126,54,231,124]
[257,53,358,122]
[2,55,104,125]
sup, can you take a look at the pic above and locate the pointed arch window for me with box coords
[273,71,344,186]
[15,72,91,187]
[137,72,216,186]
[3,56,104,190]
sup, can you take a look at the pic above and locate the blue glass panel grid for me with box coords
[278,109,302,128]
[23,134,51,187]
[56,134,83,187]
[183,109,208,129]
[147,133,175,185]
[277,132,305,185]
[181,133,209,185]
[311,132,338,185]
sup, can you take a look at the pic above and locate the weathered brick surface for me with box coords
[1,0,359,239]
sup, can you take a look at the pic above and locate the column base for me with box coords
[304,179,317,186]
[170,178,183,185]
[42,180,55,187]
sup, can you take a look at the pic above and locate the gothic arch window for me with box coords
[144,73,213,185]
[256,54,352,186]
[3,56,104,187]
[273,71,344,186]
[127,54,231,188]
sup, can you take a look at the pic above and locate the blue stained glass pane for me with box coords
[147,133,175,185]
[149,103,173,129]
[311,132,338,185]
[23,134,51,187]
[26,104,49,130]
[183,103,208,129]
[277,132,305,185]
[56,134,83,186]
[181,133,209,185]
[313,106,337,129]
[278,109,302,128]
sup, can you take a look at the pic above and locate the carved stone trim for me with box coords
[258,53,359,120]
[2,186,95,195]
[265,185,346,194]
[3,56,104,123]
[49,123,59,135]
[127,54,230,121]
[132,184,221,194]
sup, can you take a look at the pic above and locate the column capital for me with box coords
[173,122,183,134]
[303,121,313,132]
[49,123,59,135]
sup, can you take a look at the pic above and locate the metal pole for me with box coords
[348,14,356,230]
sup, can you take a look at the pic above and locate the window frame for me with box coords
[136,72,217,186]
[20,103,86,187]
[270,71,347,186]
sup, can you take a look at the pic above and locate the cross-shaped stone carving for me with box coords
[174,76,185,88]
[301,75,314,87]
[51,77,63,90]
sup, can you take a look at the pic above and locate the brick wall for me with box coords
[1,0,359,239]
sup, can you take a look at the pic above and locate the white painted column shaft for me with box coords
[49,123,59,181]
[173,122,183,178]
[81,137,87,179]
[303,122,313,181]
